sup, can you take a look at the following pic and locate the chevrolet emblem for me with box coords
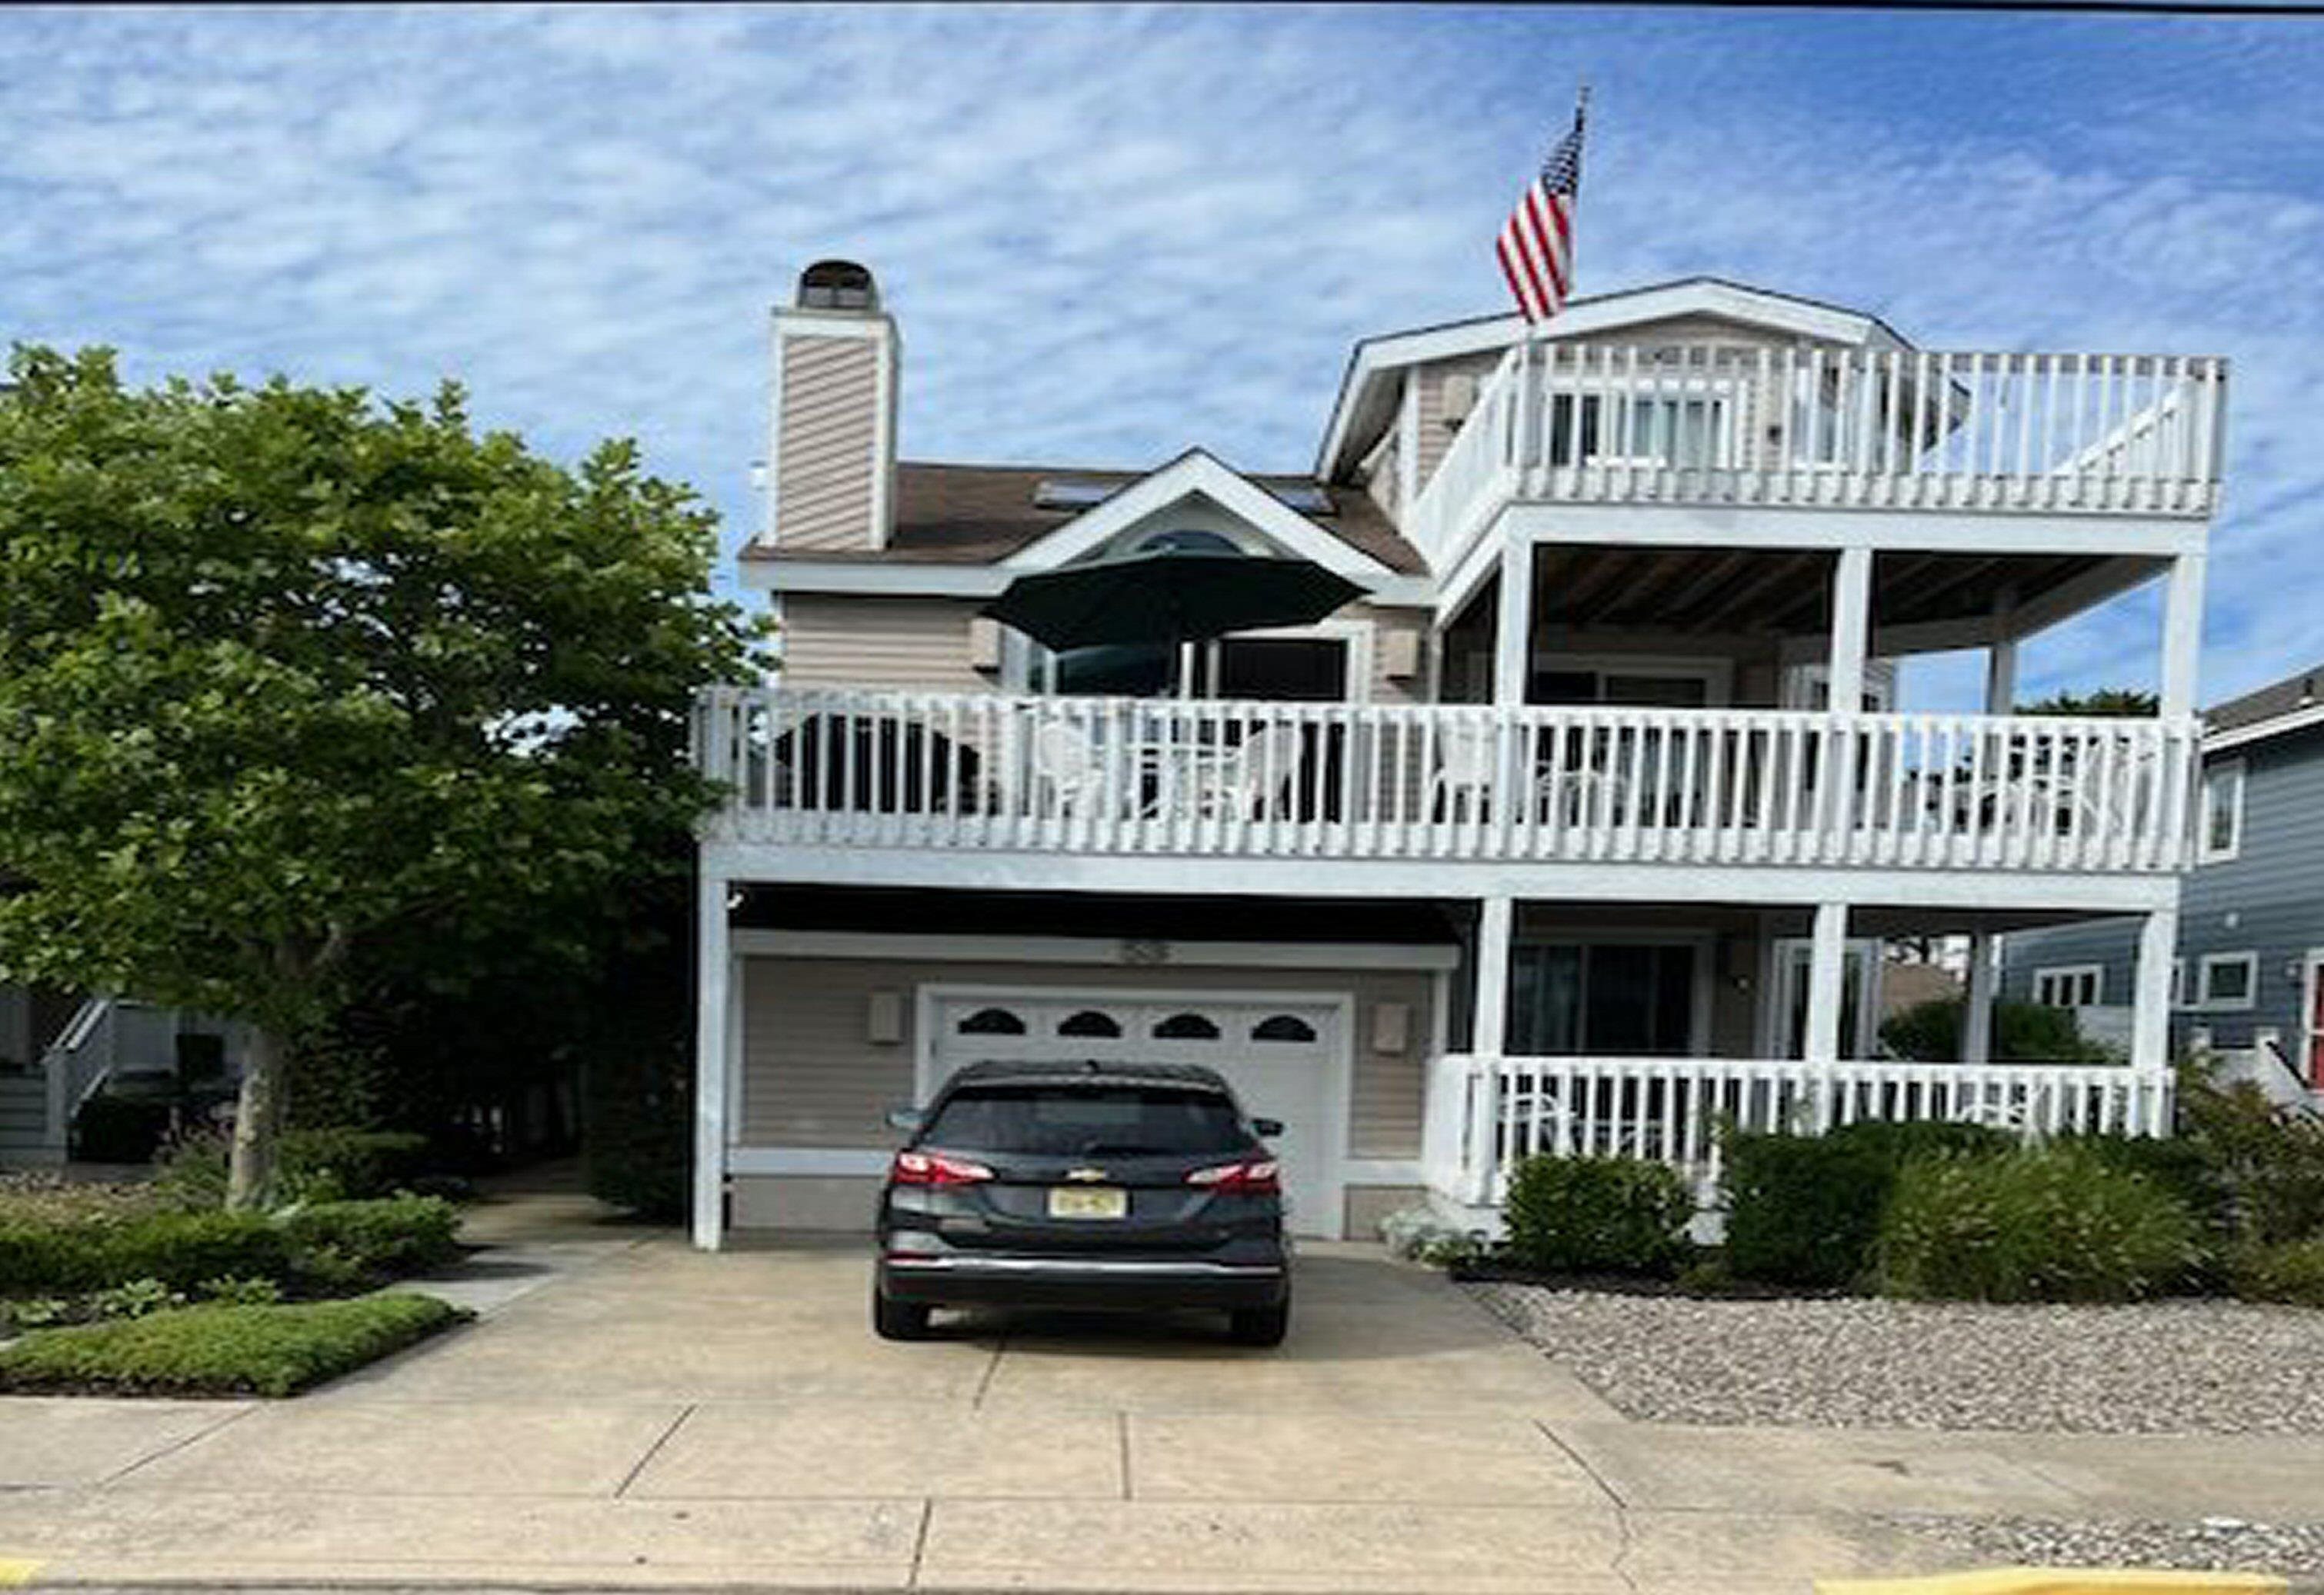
[1063,1167,1109,1183]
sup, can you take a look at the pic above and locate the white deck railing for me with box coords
[1422,1052,2172,1205]
[695,688,2198,874]
[1406,341,2229,574]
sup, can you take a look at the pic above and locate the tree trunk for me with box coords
[225,1025,292,1210]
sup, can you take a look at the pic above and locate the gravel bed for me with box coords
[1888,1514,2324,1578]
[1469,1280,2324,1432]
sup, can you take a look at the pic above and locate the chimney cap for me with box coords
[797,259,879,311]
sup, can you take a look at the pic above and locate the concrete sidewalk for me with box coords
[2,1194,2316,1593]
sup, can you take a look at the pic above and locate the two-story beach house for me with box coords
[689,258,2226,1247]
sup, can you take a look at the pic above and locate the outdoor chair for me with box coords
[1199,725,1306,821]
[1030,723,1113,820]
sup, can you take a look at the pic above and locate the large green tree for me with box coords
[0,347,762,1206]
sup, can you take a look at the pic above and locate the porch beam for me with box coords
[1509,504,2209,558]
[2131,904,2179,1083]
[692,870,731,1250]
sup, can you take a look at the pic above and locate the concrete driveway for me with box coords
[5,1204,2303,1593]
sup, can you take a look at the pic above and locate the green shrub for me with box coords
[152,1127,434,1210]
[1879,997,2120,1064]
[1722,1119,2012,1288]
[0,1173,165,1227]
[1875,1142,2200,1303]
[85,1278,185,1319]
[2059,1131,2233,1239]
[280,1196,462,1283]
[2179,1074,2324,1245]
[2226,1237,2324,1307]
[196,1276,284,1307]
[1502,1155,1694,1274]
[0,1210,289,1295]
[0,1294,471,1397]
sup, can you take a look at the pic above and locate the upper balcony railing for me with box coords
[695,687,2199,875]
[1406,341,2229,574]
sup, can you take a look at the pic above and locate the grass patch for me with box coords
[0,1293,470,1397]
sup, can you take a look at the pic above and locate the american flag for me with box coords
[1496,95,1586,325]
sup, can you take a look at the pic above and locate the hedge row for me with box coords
[0,1294,470,1397]
[0,1195,462,1296]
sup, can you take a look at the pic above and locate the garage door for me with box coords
[926,991,1344,1238]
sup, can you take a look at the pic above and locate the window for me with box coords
[1152,1012,1222,1040]
[1057,1010,1122,1038]
[2197,952,2259,1011]
[1528,661,1723,709]
[1133,528,1242,555]
[1542,393,1732,469]
[956,1007,1027,1036]
[2201,760,2246,862]
[1509,944,1696,1056]
[1252,1014,1318,1043]
[2032,966,2104,1008]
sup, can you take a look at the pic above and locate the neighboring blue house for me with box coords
[2001,661,2324,1090]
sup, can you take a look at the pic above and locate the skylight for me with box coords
[1032,480,1120,511]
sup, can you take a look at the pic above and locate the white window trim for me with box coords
[2172,957,2189,1010]
[2200,758,2246,863]
[2032,964,2105,1009]
[2196,951,2259,1012]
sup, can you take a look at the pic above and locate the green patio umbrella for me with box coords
[982,548,1367,657]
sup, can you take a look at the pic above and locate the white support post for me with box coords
[1962,931,1996,1065]
[1473,896,1515,1058]
[1492,539,1532,708]
[692,871,732,1250]
[2131,904,2179,1088]
[1827,547,1873,714]
[2160,553,2206,720]
[1804,902,1849,1067]
[1471,895,1514,1202]
[1984,593,2018,716]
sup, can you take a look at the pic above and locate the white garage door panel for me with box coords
[925,991,1346,1238]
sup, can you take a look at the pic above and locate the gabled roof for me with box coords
[740,456,1425,574]
[1315,275,1916,482]
[2206,661,2324,753]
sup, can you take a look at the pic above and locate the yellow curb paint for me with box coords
[1819,1572,2286,1595]
[0,1560,39,1587]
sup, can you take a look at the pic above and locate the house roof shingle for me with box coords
[742,460,1428,576]
[2207,661,2324,738]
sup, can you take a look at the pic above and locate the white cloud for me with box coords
[2,5,2317,705]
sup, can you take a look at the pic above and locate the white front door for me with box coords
[924,990,1345,1238]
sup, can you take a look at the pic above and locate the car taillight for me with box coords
[890,1149,994,1187]
[1186,1159,1280,1196]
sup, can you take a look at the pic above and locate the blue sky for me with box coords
[4,5,2319,710]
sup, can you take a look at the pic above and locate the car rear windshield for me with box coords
[924,1084,1248,1156]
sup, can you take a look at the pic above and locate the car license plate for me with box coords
[1047,1186,1128,1220]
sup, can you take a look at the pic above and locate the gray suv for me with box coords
[873,1061,1292,1345]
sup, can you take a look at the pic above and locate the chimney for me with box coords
[763,259,898,551]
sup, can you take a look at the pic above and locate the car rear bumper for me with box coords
[879,1253,1289,1311]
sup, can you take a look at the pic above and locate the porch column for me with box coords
[1826,547,1873,713]
[2131,904,2179,1086]
[1803,901,1850,1066]
[1983,614,2018,718]
[1962,931,1996,1065]
[2160,553,2206,720]
[1472,895,1515,1058]
[692,870,731,1251]
[1492,538,1532,707]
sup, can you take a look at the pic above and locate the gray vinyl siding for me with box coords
[2001,721,2324,1055]
[740,956,1436,1159]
